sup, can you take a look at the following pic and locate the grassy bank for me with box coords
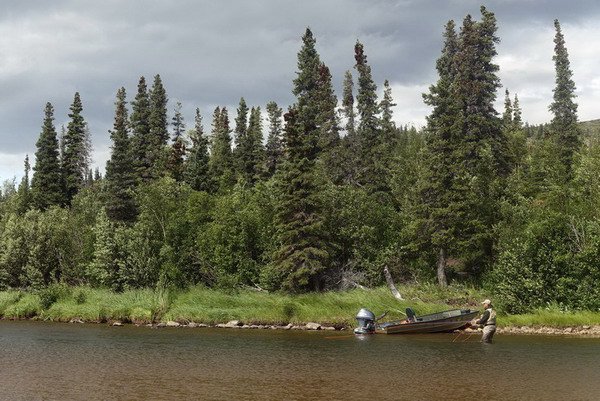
[1,284,599,328]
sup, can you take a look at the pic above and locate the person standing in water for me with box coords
[473,299,496,343]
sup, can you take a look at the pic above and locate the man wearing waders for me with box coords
[474,299,496,343]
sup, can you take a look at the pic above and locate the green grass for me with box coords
[1,285,599,328]
[39,287,166,323]
[500,306,600,327]
[164,286,453,325]
[0,291,23,315]
[2,293,41,319]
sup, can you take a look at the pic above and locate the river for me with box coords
[1,321,599,401]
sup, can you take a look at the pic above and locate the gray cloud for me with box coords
[1,0,599,180]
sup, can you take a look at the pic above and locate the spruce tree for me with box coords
[339,70,359,185]
[59,125,66,168]
[167,101,186,181]
[130,76,152,183]
[31,102,64,210]
[62,92,88,204]
[380,80,397,143]
[475,6,510,176]
[549,19,580,177]
[379,79,399,177]
[354,41,389,197]
[341,70,356,137]
[148,74,169,178]
[208,107,235,192]
[264,101,284,178]
[502,89,513,129]
[421,20,459,286]
[272,108,329,292]
[105,87,137,223]
[315,63,340,157]
[421,8,514,282]
[271,28,331,291]
[185,108,211,191]
[16,155,32,215]
[512,94,523,129]
[507,93,527,169]
[240,106,265,185]
[234,97,249,157]
[233,97,250,180]
[292,28,321,157]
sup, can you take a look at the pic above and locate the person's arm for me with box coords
[476,310,490,326]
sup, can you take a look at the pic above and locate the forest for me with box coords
[1,6,598,314]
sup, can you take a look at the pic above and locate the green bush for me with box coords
[38,284,72,310]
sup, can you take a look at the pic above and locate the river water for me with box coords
[1,321,599,401]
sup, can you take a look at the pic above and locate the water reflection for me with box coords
[0,321,599,401]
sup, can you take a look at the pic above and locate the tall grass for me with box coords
[40,287,159,323]
[1,285,599,327]
[164,286,466,325]
[500,305,600,327]
[2,293,40,319]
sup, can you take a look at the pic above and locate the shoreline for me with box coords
[3,316,600,338]
[3,286,600,337]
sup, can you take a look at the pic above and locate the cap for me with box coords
[481,299,491,305]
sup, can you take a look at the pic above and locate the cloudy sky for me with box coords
[1,0,600,181]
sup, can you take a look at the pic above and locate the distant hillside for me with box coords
[580,119,600,136]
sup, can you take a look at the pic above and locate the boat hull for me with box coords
[378,309,478,334]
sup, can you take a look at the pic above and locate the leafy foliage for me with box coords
[0,17,597,316]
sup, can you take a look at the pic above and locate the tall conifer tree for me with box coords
[549,19,580,177]
[130,76,152,183]
[149,74,169,177]
[354,41,389,197]
[233,97,249,177]
[272,28,330,291]
[208,107,235,192]
[105,87,137,223]
[512,94,523,129]
[421,20,459,286]
[424,7,510,285]
[167,101,186,181]
[379,79,399,176]
[240,106,265,185]
[380,80,397,143]
[339,70,359,185]
[185,108,211,191]
[32,103,64,210]
[62,92,88,204]
[315,63,340,158]
[264,101,284,178]
[502,89,513,129]
[341,70,356,137]
[16,155,32,214]
[272,108,329,291]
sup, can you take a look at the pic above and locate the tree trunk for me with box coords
[437,247,448,287]
[383,266,403,300]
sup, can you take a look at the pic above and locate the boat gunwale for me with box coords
[378,309,478,332]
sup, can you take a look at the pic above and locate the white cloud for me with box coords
[0,152,28,183]
[386,83,429,129]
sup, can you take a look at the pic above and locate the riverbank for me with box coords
[1,285,600,337]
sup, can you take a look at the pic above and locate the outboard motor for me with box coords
[354,308,376,334]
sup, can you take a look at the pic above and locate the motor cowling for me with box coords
[354,308,376,334]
